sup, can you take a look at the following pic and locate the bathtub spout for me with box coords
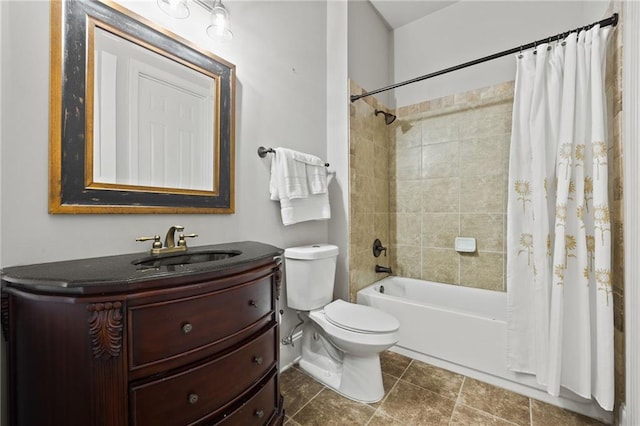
[375,265,392,274]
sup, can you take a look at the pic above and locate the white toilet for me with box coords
[284,244,400,403]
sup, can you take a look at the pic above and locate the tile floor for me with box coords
[280,351,607,426]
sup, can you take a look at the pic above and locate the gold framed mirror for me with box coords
[49,0,235,213]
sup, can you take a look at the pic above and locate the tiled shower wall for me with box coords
[391,82,514,291]
[348,80,391,302]
[605,0,625,419]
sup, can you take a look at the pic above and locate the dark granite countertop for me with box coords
[1,241,283,295]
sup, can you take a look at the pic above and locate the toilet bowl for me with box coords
[297,300,399,403]
[310,300,399,355]
[284,243,400,403]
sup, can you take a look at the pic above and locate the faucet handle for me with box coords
[177,233,198,247]
[373,239,388,257]
[136,235,162,249]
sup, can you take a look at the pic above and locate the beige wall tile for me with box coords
[605,15,624,416]
[392,244,422,279]
[423,248,459,284]
[460,251,504,291]
[459,103,510,139]
[423,177,460,213]
[395,123,422,149]
[374,178,390,213]
[396,145,422,180]
[392,180,423,213]
[460,175,503,213]
[454,89,480,106]
[422,141,460,178]
[374,213,390,247]
[393,213,422,246]
[459,135,507,177]
[422,213,459,249]
[350,211,374,253]
[374,143,389,180]
[351,172,376,213]
[460,214,504,252]
[422,114,460,144]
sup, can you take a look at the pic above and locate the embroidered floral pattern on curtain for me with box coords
[506,25,614,411]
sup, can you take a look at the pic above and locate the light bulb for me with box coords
[157,0,190,19]
[206,0,233,41]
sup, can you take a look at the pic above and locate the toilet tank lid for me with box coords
[284,244,339,260]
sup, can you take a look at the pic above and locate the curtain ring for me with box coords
[518,45,523,59]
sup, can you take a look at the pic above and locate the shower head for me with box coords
[374,109,396,125]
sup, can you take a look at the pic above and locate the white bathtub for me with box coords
[357,276,611,423]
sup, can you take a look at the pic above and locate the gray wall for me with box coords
[0,0,334,418]
[393,1,610,106]
[347,0,393,108]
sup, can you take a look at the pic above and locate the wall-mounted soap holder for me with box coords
[455,237,476,253]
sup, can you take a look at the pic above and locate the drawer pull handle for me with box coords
[249,300,258,308]
[182,323,193,334]
[252,356,263,365]
[254,409,264,418]
[188,393,199,404]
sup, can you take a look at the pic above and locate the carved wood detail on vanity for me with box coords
[273,256,283,299]
[87,301,123,359]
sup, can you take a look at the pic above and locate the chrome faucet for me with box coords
[136,225,198,255]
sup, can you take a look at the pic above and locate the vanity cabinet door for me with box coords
[130,326,276,426]
[129,276,273,369]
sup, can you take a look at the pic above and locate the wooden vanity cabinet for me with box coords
[1,243,285,426]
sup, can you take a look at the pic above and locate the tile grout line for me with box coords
[448,376,467,426]
[366,375,400,425]
[454,402,522,426]
[366,359,414,425]
[287,382,327,422]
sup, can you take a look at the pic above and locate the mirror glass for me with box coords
[49,0,235,213]
[92,27,217,192]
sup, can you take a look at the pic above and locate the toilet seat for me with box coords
[323,300,399,334]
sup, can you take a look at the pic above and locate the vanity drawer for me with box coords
[218,374,278,425]
[130,326,276,426]
[129,277,273,369]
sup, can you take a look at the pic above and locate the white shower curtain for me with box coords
[506,25,613,410]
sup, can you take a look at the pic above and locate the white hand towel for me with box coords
[270,148,308,200]
[306,163,327,195]
[279,193,331,226]
[267,147,332,225]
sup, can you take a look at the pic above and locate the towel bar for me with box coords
[257,146,330,167]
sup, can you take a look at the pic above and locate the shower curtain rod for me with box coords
[350,13,618,103]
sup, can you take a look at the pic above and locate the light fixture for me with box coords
[157,0,190,19]
[159,0,233,42]
[205,0,233,42]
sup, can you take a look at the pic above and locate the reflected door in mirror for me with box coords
[93,27,217,192]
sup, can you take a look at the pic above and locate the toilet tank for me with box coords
[284,244,339,311]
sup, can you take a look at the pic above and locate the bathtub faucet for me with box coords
[375,264,392,274]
